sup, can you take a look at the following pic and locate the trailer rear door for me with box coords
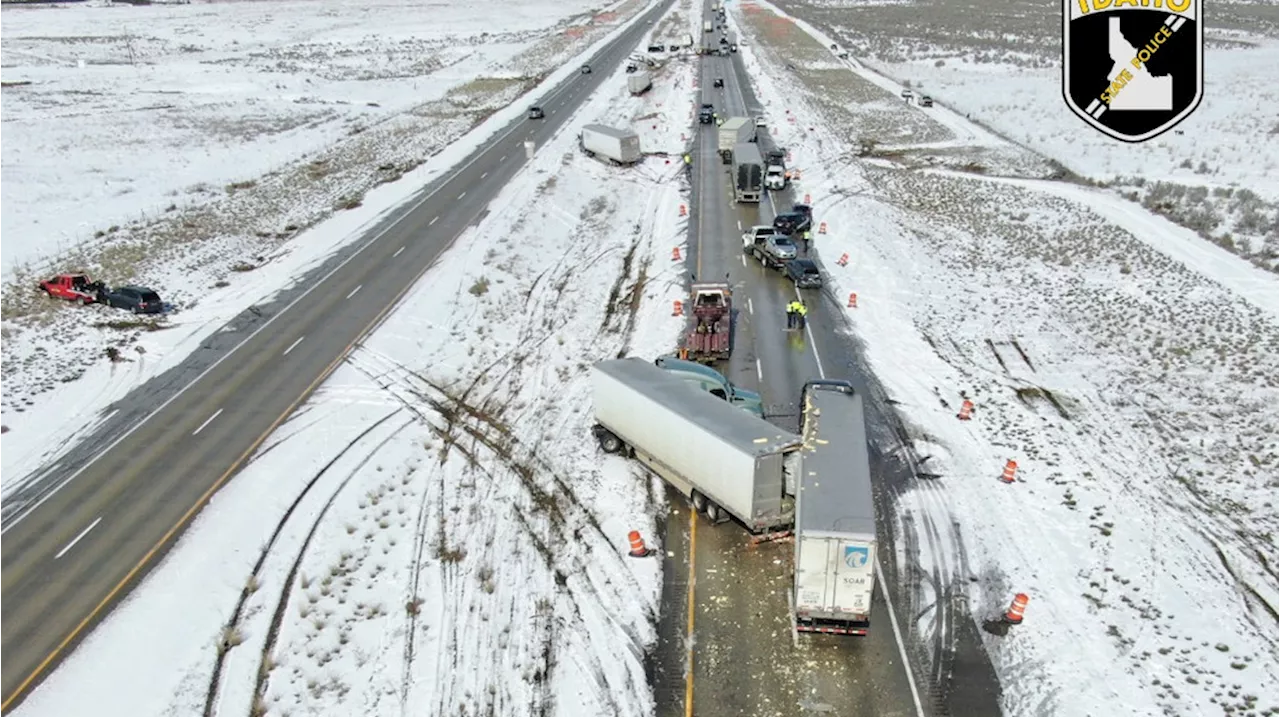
[832,538,876,615]
[795,535,832,613]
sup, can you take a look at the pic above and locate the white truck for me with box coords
[591,358,801,532]
[580,124,641,165]
[732,142,764,203]
[627,70,652,95]
[793,379,878,636]
[703,19,713,33]
[717,117,755,164]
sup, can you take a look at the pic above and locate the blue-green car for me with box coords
[653,356,765,418]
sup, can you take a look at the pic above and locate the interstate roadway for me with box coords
[0,2,672,710]
[649,5,1002,716]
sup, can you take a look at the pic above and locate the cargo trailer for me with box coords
[717,117,755,164]
[793,379,878,636]
[627,71,652,95]
[580,124,642,165]
[591,358,801,532]
[732,142,764,203]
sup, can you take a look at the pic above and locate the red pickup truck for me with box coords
[39,273,105,305]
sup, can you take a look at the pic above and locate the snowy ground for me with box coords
[732,2,1279,716]
[768,0,1280,272]
[10,5,700,715]
[0,0,653,490]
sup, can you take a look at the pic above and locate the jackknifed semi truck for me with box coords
[591,358,801,532]
[732,142,764,203]
[793,379,879,636]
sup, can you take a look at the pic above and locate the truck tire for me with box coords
[597,430,623,454]
[691,491,707,513]
[706,502,723,522]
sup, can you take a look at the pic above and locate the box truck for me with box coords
[717,117,755,164]
[732,142,764,203]
[703,19,713,33]
[627,70,652,96]
[793,379,878,636]
[591,358,801,532]
[580,124,641,165]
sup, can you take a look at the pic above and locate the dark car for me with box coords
[713,77,724,88]
[773,211,811,235]
[919,95,934,107]
[528,106,544,119]
[785,259,823,289]
[791,203,813,226]
[698,103,715,124]
[580,64,592,74]
[102,285,164,314]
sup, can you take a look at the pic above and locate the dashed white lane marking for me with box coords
[747,298,753,315]
[55,517,102,560]
[283,336,305,356]
[192,408,223,437]
[346,285,362,300]
[480,172,488,179]
[393,246,406,258]
[457,191,467,200]
[430,216,439,226]
[755,358,763,383]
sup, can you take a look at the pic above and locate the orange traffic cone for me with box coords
[957,399,974,420]
[627,530,652,557]
[679,204,687,217]
[847,293,858,308]
[672,246,681,261]
[1000,460,1018,483]
[818,221,828,234]
[672,300,683,316]
[836,253,849,267]
[1005,593,1029,624]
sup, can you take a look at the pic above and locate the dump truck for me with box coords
[793,379,878,636]
[627,70,652,95]
[717,117,755,164]
[732,142,764,203]
[580,124,641,165]
[591,358,801,531]
[684,282,733,363]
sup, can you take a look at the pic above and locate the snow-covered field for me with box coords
[10,5,699,714]
[731,2,1279,716]
[768,0,1280,272]
[0,0,652,490]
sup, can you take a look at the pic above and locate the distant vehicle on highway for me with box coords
[919,95,934,107]
[785,259,823,289]
[713,77,724,88]
[38,272,104,305]
[580,64,592,74]
[100,285,164,314]
[773,210,811,236]
[527,106,544,119]
[699,103,715,124]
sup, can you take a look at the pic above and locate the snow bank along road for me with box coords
[0,1,673,709]
[648,7,1000,716]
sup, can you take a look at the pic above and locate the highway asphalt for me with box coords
[653,5,1001,716]
[0,3,673,710]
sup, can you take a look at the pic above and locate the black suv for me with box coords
[791,203,813,226]
[698,103,715,124]
[773,211,811,235]
[785,259,823,289]
[713,78,724,88]
[102,285,164,314]
[528,106,544,119]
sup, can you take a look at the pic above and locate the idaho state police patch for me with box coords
[1063,0,1204,142]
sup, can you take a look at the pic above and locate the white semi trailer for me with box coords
[591,358,801,532]
[793,379,879,636]
[580,124,641,165]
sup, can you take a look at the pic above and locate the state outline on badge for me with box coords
[1062,0,1204,143]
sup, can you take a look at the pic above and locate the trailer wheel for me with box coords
[706,502,723,522]
[691,491,707,513]
[597,430,623,454]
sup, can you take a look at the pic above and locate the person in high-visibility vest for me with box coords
[800,229,812,254]
[683,153,692,165]
[795,301,808,330]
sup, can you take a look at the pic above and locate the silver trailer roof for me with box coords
[733,142,763,165]
[594,358,799,455]
[798,382,875,534]
[582,124,639,140]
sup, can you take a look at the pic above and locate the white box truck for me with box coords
[703,19,713,33]
[580,124,641,165]
[591,358,801,532]
[627,70,652,96]
[732,142,764,203]
[717,117,755,164]
[793,379,878,636]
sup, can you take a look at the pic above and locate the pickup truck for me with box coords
[744,232,797,269]
[39,273,104,305]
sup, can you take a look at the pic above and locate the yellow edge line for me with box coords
[2,245,431,713]
[684,507,697,717]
